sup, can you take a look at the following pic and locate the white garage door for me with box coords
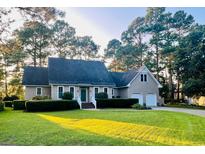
[131,94,143,105]
[146,94,157,106]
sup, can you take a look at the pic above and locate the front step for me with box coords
[82,103,95,109]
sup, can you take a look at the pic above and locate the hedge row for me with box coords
[96,98,139,108]
[13,100,26,110]
[0,102,4,111]
[26,100,80,112]
[4,101,13,107]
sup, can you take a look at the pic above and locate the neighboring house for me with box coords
[22,57,162,108]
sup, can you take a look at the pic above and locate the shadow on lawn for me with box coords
[38,114,201,146]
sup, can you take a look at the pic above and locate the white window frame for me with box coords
[69,86,75,98]
[57,86,64,99]
[36,87,42,96]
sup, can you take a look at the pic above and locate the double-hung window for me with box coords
[95,87,98,98]
[36,87,42,96]
[140,74,147,82]
[104,87,108,94]
[70,87,74,97]
[58,86,64,99]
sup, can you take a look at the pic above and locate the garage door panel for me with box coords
[146,94,157,106]
[131,94,143,105]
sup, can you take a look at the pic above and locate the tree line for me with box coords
[0,7,205,102]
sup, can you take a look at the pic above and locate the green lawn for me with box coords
[1,108,205,145]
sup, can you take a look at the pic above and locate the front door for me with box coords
[81,88,87,102]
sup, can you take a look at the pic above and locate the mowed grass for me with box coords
[1,108,205,145]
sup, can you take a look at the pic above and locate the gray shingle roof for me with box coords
[22,66,48,85]
[110,70,138,87]
[22,57,139,87]
[48,57,115,86]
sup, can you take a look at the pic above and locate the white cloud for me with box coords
[59,8,114,56]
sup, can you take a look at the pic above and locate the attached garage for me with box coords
[146,94,157,106]
[131,94,143,105]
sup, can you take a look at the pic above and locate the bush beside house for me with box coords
[3,95,19,101]
[4,101,13,107]
[26,100,80,112]
[32,96,50,100]
[62,92,73,100]
[96,98,138,108]
[13,100,26,110]
[0,102,4,111]
[95,92,108,99]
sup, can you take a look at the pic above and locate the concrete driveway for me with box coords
[153,107,205,117]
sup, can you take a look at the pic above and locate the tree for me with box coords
[172,10,195,100]
[121,17,147,66]
[51,20,76,58]
[174,25,205,97]
[145,7,168,80]
[0,38,24,97]
[74,36,99,60]
[17,21,52,67]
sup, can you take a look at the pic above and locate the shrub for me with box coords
[96,98,138,108]
[131,103,152,110]
[3,95,19,101]
[0,102,4,111]
[62,92,73,100]
[95,92,108,99]
[32,96,50,100]
[13,100,26,110]
[4,101,13,107]
[26,100,80,112]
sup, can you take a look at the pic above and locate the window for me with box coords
[104,88,108,94]
[144,74,147,82]
[140,74,147,82]
[70,87,74,97]
[112,89,114,95]
[141,74,144,82]
[58,86,64,98]
[36,87,42,96]
[95,87,98,98]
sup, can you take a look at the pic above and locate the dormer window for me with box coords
[140,74,147,82]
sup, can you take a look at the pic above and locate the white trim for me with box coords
[57,86,64,99]
[36,87,42,96]
[69,86,75,98]
[25,85,50,87]
[49,83,115,87]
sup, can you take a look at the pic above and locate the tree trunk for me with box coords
[156,44,159,80]
[168,59,174,103]
[33,50,37,67]
[177,72,180,102]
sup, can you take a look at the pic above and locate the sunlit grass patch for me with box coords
[38,114,201,145]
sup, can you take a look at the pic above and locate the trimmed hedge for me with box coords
[26,100,80,112]
[62,92,73,100]
[13,100,26,110]
[4,101,13,107]
[96,98,139,108]
[95,92,108,99]
[32,96,50,100]
[0,102,4,111]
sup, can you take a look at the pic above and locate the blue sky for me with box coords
[60,7,205,54]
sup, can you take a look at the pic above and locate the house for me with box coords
[22,57,162,108]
